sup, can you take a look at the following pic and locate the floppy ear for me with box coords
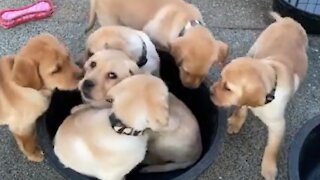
[147,95,169,131]
[214,40,229,68]
[169,37,185,66]
[239,82,266,107]
[12,56,42,90]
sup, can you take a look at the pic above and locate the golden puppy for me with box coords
[87,0,228,88]
[77,49,140,108]
[85,26,160,76]
[141,93,202,173]
[210,12,308,180]
[54,74,170,180]
[0,33,82,162]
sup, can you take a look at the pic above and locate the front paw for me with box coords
[227,116,242,134]
[261,158,277,180]
[26,149,44,162]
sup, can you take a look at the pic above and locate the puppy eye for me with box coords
[52,65,62,74]
[223,83,231,91]
[90,61,96,69]
[106,72,117,79]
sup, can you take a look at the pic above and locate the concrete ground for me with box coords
[0,0,319,179]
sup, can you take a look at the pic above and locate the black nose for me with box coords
[82,79,95,90]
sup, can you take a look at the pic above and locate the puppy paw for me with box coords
[261,158,277,180]
[227,116,242,134]
[27,150,44,162]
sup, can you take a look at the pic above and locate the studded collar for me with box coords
[109,113,145,136]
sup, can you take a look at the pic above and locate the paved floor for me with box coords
[0,0,319,180]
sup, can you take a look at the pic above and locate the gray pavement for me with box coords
[0,0,319,180]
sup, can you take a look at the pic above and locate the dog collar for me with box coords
[178,20,206,37]
[136,37,148,67]
[265,75,277,104]
[109,113,145,136]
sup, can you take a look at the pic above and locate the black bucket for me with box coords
[36,51,226,180]
[272,0,320,34]
[288,115,320,180]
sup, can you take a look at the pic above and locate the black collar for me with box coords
[178,20,205,37]
[109,113,145,136]
[136,37,148,67]
[265,75,277,104]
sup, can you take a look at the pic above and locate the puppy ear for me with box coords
[239,82,266,107]
[12,56,42,90]
[169,37,184,66]
[147,93,169,131]
[214,40,229,68]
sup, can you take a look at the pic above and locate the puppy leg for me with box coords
[227,106,248,134]
[260,116,285,180]
[10,123,43,162]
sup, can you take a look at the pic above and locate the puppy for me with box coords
[85,26,160,76]
[74,49,140,111]
[87,0,228,88]
[0,33,82,162]
[77,49,202,172]
[54,74,170,180]
[210,12,308,180]
[141,93,202,173]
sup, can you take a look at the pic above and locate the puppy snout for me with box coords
[82,79,95,91]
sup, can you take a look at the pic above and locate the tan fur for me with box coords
[210,12,308,180]
[54,74,170,180]
[140,93,202,173]
[78,49,141,106]
[87,0,229,88]
[0,34,82,162]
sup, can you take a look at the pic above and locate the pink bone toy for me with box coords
[0,0,54,29]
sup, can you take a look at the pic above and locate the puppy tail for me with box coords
[85,0,97,33]
[140,161,195,173]
[269,11,282,22]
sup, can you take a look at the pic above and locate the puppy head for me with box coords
[106,74,169,131]
[12,33,82,90]
[79,49,140,103]
[85,27,127,62]
[210,57,269,107]
[170,28,228,89]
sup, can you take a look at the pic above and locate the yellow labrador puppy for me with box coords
[54,74,170,180]
[86,26,160,76]
[210,12,308,180]
[87,0,228,88]
[0,34,82,162]
[75,48,202,173]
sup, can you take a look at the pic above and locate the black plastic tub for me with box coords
[36,51,226,180]
[272,0,320,34]
[288,115,320,180]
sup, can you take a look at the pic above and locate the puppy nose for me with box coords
[74,71,84,80]
[82,79,95,90]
